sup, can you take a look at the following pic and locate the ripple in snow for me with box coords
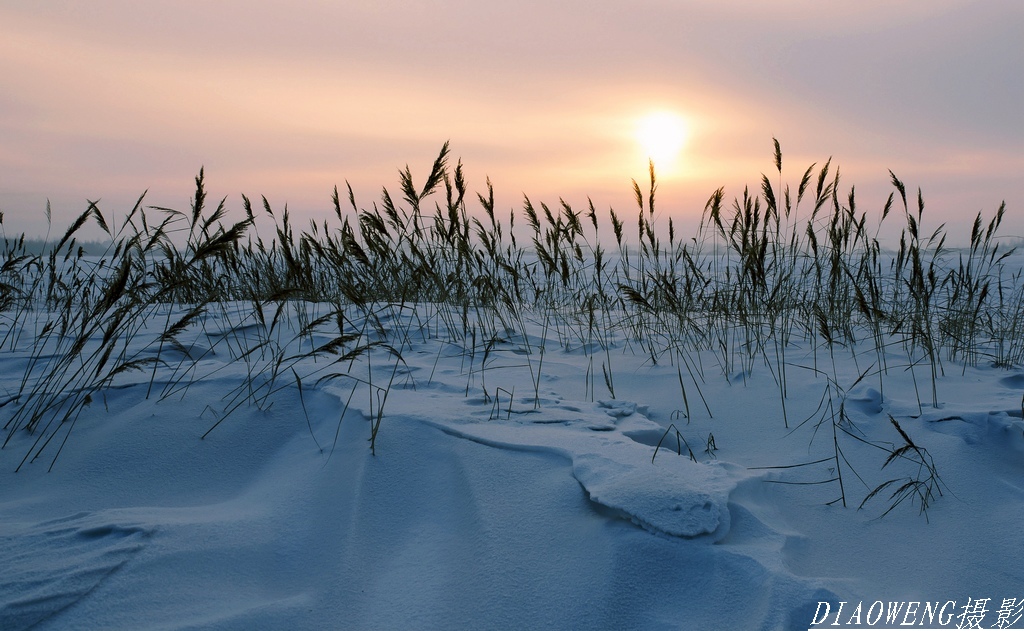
[0,511,151,630]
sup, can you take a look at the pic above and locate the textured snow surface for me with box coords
[2,301,1024,630]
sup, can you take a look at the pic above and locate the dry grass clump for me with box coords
[0,141,1019,517]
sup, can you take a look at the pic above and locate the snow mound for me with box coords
[387,396,740,539]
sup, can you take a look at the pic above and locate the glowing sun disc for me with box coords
[635,111,689,169]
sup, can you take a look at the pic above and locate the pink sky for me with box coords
[1,1,1021,243]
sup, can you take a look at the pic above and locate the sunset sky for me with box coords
[1,1,1021,242]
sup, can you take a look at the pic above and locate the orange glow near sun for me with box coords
[635,111,689,175]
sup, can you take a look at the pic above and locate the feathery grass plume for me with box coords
[859,417,945,520]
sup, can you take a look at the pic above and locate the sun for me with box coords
[635,111,689,173]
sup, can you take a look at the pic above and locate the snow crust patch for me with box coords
[384,395,740,539]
